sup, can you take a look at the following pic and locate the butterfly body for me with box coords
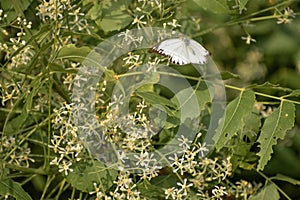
[152,38,209,65]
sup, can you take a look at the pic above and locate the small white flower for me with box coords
[132,15,147,29]
[241,35,256,45]
[58,160,73,175]
[177,178,193,196]
[178,135,192,150]
[167,19,181,28]
[212,185,228,198]
[276,7,295,24]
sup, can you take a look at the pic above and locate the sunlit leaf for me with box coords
[248,184,279,200]
[257,101,295,170]
[170,85,210,121]
[57,44,92,63]
[136,91,176,116]
[214,90,256,151]
[136,91,177,109]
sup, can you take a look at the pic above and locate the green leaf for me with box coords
[244,109,262,133]
[239,0,249,13]
[220,71,240,80]
[66,161,118,193]
[195,88,211,111]
[85,0,132,33]
[4,75,44,134]
[283,89,300,98]
[0,0,32,23]
[257,101,295,171]
[271,174,300,185]
[136,92,176,108]
[231,142,256,171]
[164,116,181,129]
[213,90,256,151]
[137,180,165,199]
[193,0,231,14]
[231,110,261,171]
[248,184,279,200]
[0,178,32,200]
[49,63,78,74]
[57,44,92,63]
[204,71,240,80]
[150,174,179,189]
[170,85,210,122]
[248,82,292,93]
[136,91,177,115]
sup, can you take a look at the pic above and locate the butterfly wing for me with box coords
[186,39,209,64]
[152,38,209,65]
[152,39,190,65]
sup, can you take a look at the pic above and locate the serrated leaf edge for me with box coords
[257,101,295,170]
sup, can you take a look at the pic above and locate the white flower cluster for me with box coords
[51,103,84,176]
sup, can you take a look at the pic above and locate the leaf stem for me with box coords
[257,171,292,200]
[225,84,300,105]
[2,162,54,175]
[117,72,300,104]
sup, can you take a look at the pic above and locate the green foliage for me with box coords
[84,0,132,33]
[248,183,280,200]
[66,161,118,192]
[0,0,299,199]
[57,45,92,63]
[0,0,32,23]
[214,90,256,150]
[137,180,166,199]
[0,178,32,200]
[257,101,295,170]
[193,0,232,14]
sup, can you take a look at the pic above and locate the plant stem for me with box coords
[3,162,54,175]
[225,84,300,105]
[257,171,292,200]
[192,0,294,38]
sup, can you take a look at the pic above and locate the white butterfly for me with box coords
[152,38,209,65]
